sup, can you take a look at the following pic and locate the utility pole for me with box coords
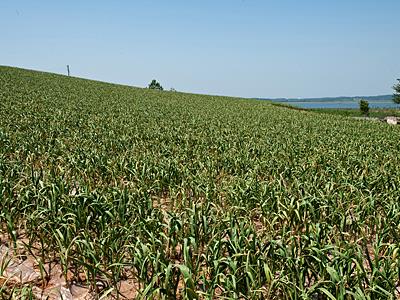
[67,65,70,76]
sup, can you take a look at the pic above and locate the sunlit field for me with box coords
[1,66,400,299]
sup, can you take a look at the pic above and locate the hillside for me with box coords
[1,66,400,299]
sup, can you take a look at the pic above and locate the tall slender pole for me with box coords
[67,65,70,76]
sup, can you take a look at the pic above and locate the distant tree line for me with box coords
[146,78,400,103]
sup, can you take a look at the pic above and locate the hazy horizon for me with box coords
[1,0,399,98]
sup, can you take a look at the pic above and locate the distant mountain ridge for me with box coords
[262,95,393,102]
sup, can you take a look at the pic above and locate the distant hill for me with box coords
[262,95,393,102]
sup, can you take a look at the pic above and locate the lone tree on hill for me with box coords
[359,99,369,116]
[393,79,400,104]
[148,79,163,91]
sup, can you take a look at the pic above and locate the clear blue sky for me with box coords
[1,0,399,98]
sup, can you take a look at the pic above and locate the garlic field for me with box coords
[1,66,400,299]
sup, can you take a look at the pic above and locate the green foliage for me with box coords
[311,108,400,118]
[148,79,163,90]
[1,66,400,298]
[359,99,369,116]
[393,79,400,104]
